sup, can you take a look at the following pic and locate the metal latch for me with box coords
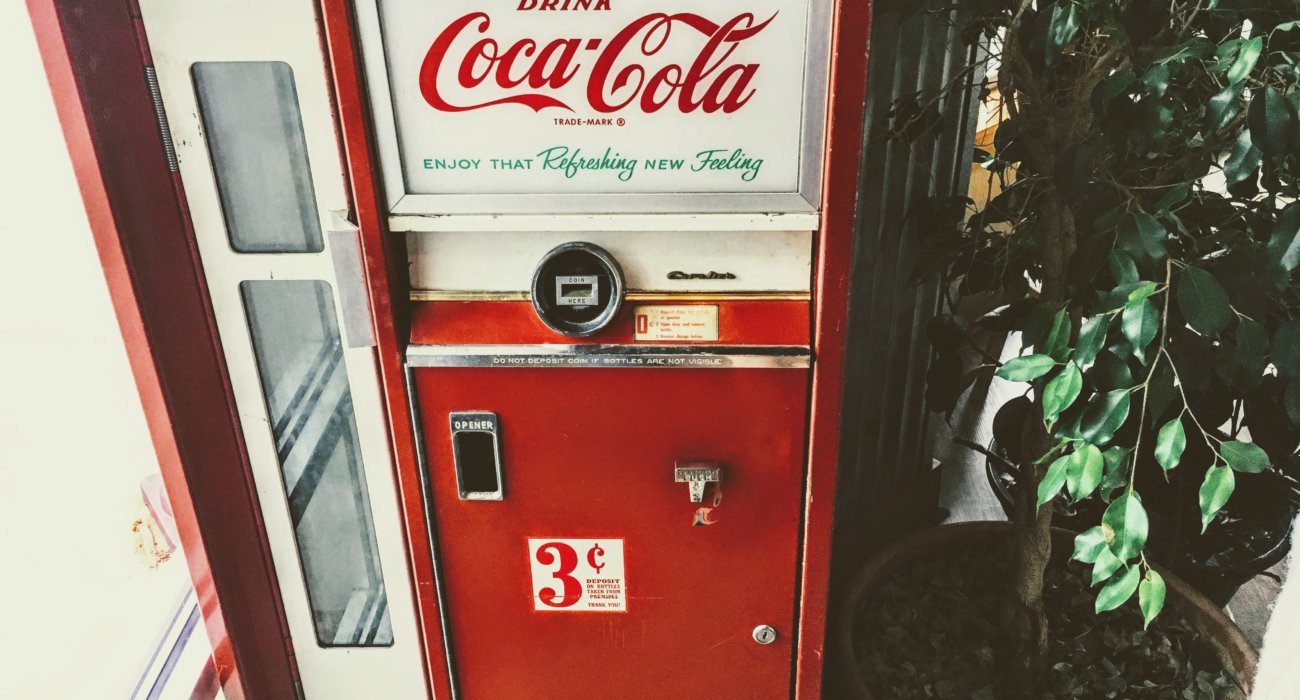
[328,211,376,349]
[674,462,723,503]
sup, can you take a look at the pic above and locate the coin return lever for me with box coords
[674,462,723,503]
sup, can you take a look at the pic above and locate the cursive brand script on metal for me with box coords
[667,271,737,280]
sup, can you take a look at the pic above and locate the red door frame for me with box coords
[26,1,298,698]
[799,1,874,695]
[29,0,872,694]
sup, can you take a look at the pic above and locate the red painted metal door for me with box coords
[413,365,808,699]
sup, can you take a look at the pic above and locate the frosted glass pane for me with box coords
[241,280,392,647]
[194,62,323,253]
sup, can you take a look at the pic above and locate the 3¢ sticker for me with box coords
[528,538,626,612]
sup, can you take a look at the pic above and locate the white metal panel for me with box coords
[407,230,812,292]
[354,0,833,214]
[137,2,428,698]
[388,212,822,232]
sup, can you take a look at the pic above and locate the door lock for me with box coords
[674,462,722,503]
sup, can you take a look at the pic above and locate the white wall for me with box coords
[0,5,205,697]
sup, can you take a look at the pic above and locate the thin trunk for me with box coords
[1006,430,1056,696]
[1005,190,1075,696]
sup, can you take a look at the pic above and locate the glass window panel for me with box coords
[241,280,392,647]
[194,62,323,253]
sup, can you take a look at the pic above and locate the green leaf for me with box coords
[1226,37,1263,84]
[1041,308,1072,361]
[1092,69,1136,114]
[1267,201,1300,272]
[1127,281,1159,304]
[1075,314,1113,369]
[1122,298,1158,359]
[1066,444,1104,501]
[997,354,1057,382]
[1199,465,1235,532]
[1147,360,1178,420]
[1275,321,1300,380]
[1154,37,1214,65]
[1092,546,1123,586]
[1155,184,1190,213]
[1177,267,1232,336]
[1154,419,1186,472]
[1116,214,1168,263]
[1207,82,1245,133]
[1249,87,1295,156]
[1139,569,1167,629]
[1090,350,1133,391]
[1239,317,1272,371]
[1108,251,1139,285]
[1046,3,1081,66]
[1099,282,1145,313]
[1079,390,1132,445]
[1073,526,1110,564]
[1043,363,1083,426]
[1224,131,1262,186]
[1100,447,1131,501]
[1103,492,1149,561]
[1037,452,1072,508]
[1096,565,1141,613]
[1221,440,1271,473]
[1142,65,1170,98]
[1286,380,1300,427]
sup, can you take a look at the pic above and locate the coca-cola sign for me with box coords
[363,0,826,209]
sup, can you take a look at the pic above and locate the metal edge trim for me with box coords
[403,366,461,700]
[408,291,813,302]
[405,344,812,369]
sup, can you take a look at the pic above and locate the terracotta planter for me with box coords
[832,522,1258,699]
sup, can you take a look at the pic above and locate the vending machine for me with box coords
[31,0,873,697]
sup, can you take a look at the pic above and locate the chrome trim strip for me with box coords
[328,226,377,349]
[403,366,461,700]
[406,344,812,369]
[408,290,812,303]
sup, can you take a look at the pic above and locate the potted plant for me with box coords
[841,1,1300,696]
[976,395,1297,606]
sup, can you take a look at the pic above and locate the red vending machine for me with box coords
[31,0,873,697]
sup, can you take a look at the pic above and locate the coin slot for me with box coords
[556,275,599,307]
[531,243,625,337]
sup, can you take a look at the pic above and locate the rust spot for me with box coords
[132,507,174,569]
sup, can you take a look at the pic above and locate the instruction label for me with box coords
[633,305,720,342]
[528,538,626,612]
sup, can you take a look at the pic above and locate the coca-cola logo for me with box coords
[419,8,777,115]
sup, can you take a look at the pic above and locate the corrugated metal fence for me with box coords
[831,0,979,578]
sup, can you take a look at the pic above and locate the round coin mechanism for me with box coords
[531,242,626,338]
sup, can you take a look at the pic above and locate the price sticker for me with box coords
[528,538,627,612]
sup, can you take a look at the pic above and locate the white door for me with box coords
[139,2,427,697]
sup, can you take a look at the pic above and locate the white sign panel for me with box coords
[528,538,627,612]
[361,0,828,212]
